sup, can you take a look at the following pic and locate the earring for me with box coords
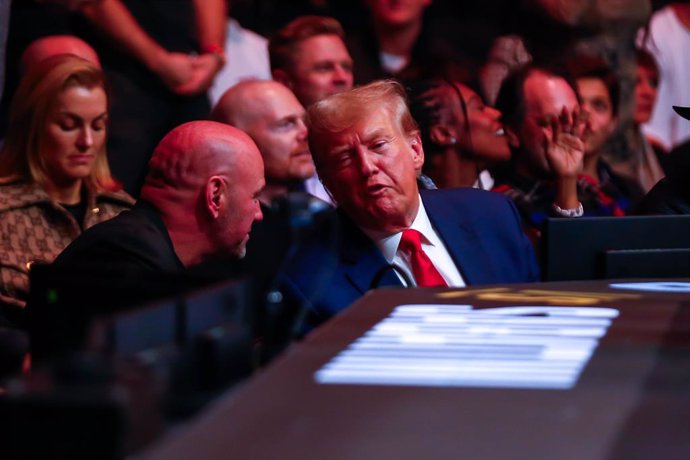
[449,137,457,145]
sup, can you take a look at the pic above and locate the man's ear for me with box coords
[272,68,293,90]
[205,176,226,219]
[408,133,425,170]
[429,124,458,147]
[505,125,520,149]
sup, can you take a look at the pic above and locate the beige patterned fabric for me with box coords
[0,181,134,309]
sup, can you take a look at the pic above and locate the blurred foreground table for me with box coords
[141,280,690,460]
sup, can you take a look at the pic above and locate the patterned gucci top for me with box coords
[0,181,134,310]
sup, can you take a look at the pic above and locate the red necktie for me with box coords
[398,229,448,287]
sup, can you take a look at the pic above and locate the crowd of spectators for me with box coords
[1,0,689,392]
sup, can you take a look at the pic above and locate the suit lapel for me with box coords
[422,191,499,285]
[337,211,402,293]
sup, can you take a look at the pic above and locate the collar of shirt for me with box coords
[360,195,435,263]
[359,196,465,287]
[474,170,495,191]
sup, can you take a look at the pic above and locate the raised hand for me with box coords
[542,106,587,179]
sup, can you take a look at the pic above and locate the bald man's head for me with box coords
[211,81,314,192]
[142,121,265,263]
[21,35,101,74]
[143,121,252,192]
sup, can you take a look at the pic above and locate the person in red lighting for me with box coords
[280,80,539,328]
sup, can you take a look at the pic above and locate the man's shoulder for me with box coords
[55,203,178,270]
[422,187,514,213]
[79,205,158,239]
[286,209,355,261]
[423,186,506,200]
[280,209,375,286]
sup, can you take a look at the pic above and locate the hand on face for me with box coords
[543,106,587,179]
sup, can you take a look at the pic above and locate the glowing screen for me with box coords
[610,282,690,293]
[315,304,618,390]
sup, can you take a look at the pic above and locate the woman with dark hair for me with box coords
[408,79,511,190]
[0,54,133,312]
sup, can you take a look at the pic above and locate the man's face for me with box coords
[577,77,616,156]
[513,70,579,177]
[221,147,265,259]
[366,0,432,27]
[287,34,353,107]
[312,106,424,233]
[244,86,315,187]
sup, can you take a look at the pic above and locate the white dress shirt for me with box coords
[362,196,465,287]
[304,174,335,206]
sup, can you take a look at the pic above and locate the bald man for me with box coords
[211,80,315,205]
[21,34,100,74]
[209,80,332,287]
[55,121,265,270]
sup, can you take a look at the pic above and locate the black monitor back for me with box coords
[541,215,690,281]
[26,264,253,362]
[85,279,252,357]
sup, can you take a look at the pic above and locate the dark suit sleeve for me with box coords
[424,188,540,285]
[503,194,541,282]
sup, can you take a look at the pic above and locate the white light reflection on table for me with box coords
[315,304,618,390]
[609,282,690,293]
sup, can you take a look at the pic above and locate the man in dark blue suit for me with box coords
[281,80,539,327]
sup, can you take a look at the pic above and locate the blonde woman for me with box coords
[0,54,133,312]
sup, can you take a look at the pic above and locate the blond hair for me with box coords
[0,54,119,192]
[307,79,419,165]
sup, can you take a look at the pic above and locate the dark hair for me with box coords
[567,55,620,117]
[408,78,472,163]
[495,63,579,129]
[269,16,346,71]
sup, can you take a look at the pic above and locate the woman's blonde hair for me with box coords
[0,54,119,192]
